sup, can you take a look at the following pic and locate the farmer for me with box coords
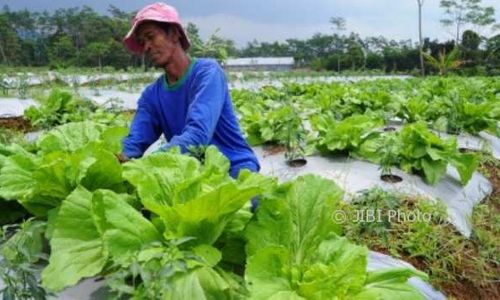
[118,2,260,179]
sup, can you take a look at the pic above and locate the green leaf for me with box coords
[163,267,237,300]
[245,246,296,299]
[91,189,160,266]
[0,152,39,201]
[37,121,102,154]
[450,153,479,185]
[33,152,81,204]
[0,152,62,216]
[319,115,383,152]
[299,238,368,298]
[353,269,427,300]
[76,142,124,191]
[193,244,222,267]
[397,122,477,185]
[245,175,343,257]
[1,139,126,217]
[203,145,231,175]
[421,158,447,185]
[245,175,425,299]
[123,151,201,212]
[42,186,107,292]
[100,126,129,154]
[162,179,263,245]
[124,146,270,246]
[1,219,46,264]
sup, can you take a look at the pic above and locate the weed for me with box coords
[0,220,51,300]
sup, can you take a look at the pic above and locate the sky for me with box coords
[1,0,499,47]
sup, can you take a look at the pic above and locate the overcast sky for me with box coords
[2,0,499,47]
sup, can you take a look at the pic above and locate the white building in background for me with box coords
[223,57,295,71]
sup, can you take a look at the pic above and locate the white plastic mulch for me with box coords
[253,146,492,238]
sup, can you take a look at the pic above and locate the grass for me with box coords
[341,158,500,300]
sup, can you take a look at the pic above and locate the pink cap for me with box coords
[123,2,190,54]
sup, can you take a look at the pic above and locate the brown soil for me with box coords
[0,116,33,132]
[262,144,285,156]
[479,160,500,214]
[440,280,500,300]
[481,162,500,198]
[370,245,428,272]
[369,245,500,300]
[424,256,498,299]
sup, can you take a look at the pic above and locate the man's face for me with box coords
[136,22,179,66]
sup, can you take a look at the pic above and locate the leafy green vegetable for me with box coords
[91,189,160,266]
[123,146,274,247]
[311,114,383,154]
[398,122,478,185]
[24,89,96,129]
[1,220,49,300]
[245,175,427,299]
[0,122,127,216]
[41,186,107,291]
[38,145,271,295]
[36,121,127,155]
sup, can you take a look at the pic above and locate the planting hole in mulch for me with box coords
[286,158,307,167]
[380,174,403,183]
[458,147,477,154]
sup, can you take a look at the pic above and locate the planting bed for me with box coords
[0,76,499,299]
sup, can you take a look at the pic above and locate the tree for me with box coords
[86,42,109,70]
[440,0,496,44]
[383,46,400,72]
[417,0,425,76]
[459,30,482,73]
[422,47,465,75]
[105,38,131,70]
[186,22,203,52]
[461,29,481,50]
[344,34,365,70]
[484,34,500,75]
[308,33,335,59]
[364,36,389,53]
[286,39,309,67]
[48,34,77,68]
[423,38,456,57]
[365,52,385,70]
[330,16,346,72]
[0,13,22,65]
[186,24,232,62]
[330,17,346,31]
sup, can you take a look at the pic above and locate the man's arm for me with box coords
[122,94,162,158]
[159,64,226,152]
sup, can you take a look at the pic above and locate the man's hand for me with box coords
[116,153,130,163]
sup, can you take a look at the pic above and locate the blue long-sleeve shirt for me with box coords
[122,58,260,178]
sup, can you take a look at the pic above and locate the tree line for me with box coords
[0,1,498,75]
